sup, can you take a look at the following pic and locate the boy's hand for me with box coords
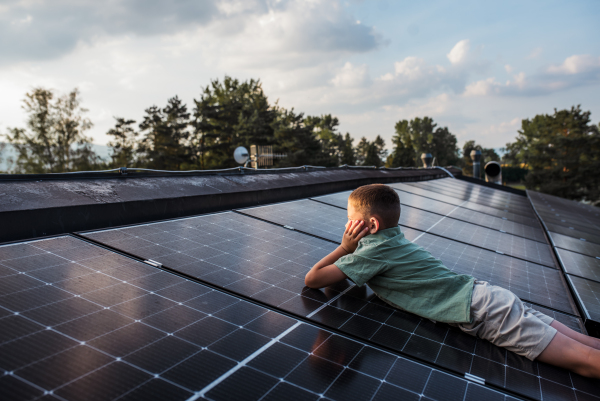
[341,220,369,253]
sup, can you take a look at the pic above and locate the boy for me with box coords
[305,184,600,378]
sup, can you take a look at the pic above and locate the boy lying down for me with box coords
[304,184,600,378]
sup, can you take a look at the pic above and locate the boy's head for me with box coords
[348,184,400,233]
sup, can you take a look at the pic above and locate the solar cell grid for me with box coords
[414,234,576,314]
[550,232,600,258]
[80,213,600,400]
[1,236,504,401]
[429,178,531,206]
[405,181,535,216]
[568,275,600,322]
[427,216,556,267]
[545,223,600,245]
[314,190,547,242]
[391,183,541,226]
[556,248,600,283]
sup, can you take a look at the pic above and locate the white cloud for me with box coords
[547,55,600,75]
[447,39,470,65]
[331,62,370,88]
[504,64,513,73]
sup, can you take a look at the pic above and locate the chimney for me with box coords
[421,153,433,168]
[470,150,481,179]
[485,161,502,184]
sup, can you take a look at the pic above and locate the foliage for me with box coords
[272,108,323,167]
[138,96,191,170]
[5,87,100,173]
[504,106,600,202]
[192,77,277,169]
[461,140,500,178]
[501,166,529,183]
[355,135,386,167]
[106,118,138,168]
[388,117,458,167]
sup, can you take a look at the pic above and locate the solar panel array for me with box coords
[2,176,598,401]
[528,190,600,337]
[2,236,512,401]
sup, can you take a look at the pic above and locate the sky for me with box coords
[1,0,599,153]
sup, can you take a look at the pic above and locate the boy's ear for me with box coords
[368,216,380,234]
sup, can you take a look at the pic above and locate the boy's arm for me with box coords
[304,220,368,289]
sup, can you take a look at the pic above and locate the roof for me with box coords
[1,170,599,401]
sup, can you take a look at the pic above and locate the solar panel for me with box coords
[545,223,600,245]
[1,236,507,401]
[314,190,547,243]
[79,212,599,400]
[404,181,535,216]
[425,216,555,267]
[556,248,600,283]
[391,183,541,226]
[413,234,577,315]
[549,232,600,258]
[567,275,600,337]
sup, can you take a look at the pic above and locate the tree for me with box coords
[389,117,458,167]
[5,87,100,173]
[106,118,138,168]
[355,135,386,167]
[340,133,355,165]
[272,108,323,167]
[305,114,344,166]
[504,106,600,202]
[192,77,277,169]
[138,96,191,170]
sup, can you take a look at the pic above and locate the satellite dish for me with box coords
[234,146,249,165]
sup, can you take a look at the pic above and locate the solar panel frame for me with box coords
[78,212,599,400]
[567,275,600,337]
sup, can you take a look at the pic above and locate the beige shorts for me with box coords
[451,280,557,360]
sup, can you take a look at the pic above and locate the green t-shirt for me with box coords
[334,226,474,323]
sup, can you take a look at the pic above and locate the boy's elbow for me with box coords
[304,272,319,289]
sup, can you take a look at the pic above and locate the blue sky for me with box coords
[1,0,599,153]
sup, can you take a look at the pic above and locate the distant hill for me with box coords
[0,143,112,172]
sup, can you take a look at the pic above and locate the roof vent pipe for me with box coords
[421,153,433,168]
[485,161,502,184]
[470,150,482,179]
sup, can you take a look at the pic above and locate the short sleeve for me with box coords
[334,253,387,287]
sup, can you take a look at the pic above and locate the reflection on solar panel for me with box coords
[2,236,507,401]
[556,248,600,282]
[528,189,600,338]
[79,210,599,400]
[404,180,535,216]
[314,190,547,242]
[568,276,600,330]
[550,232,600,258]
[391,182,541,226]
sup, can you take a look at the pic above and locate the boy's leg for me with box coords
[536,331,600,379]
[550,320,600,350]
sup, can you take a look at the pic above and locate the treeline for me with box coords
[2,77,391,173]
[2,77,598,204]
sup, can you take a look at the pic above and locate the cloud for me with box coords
[463,54,600,97]
[447,39,470,65]
[0,0,380,66]
[547,54,600,75]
